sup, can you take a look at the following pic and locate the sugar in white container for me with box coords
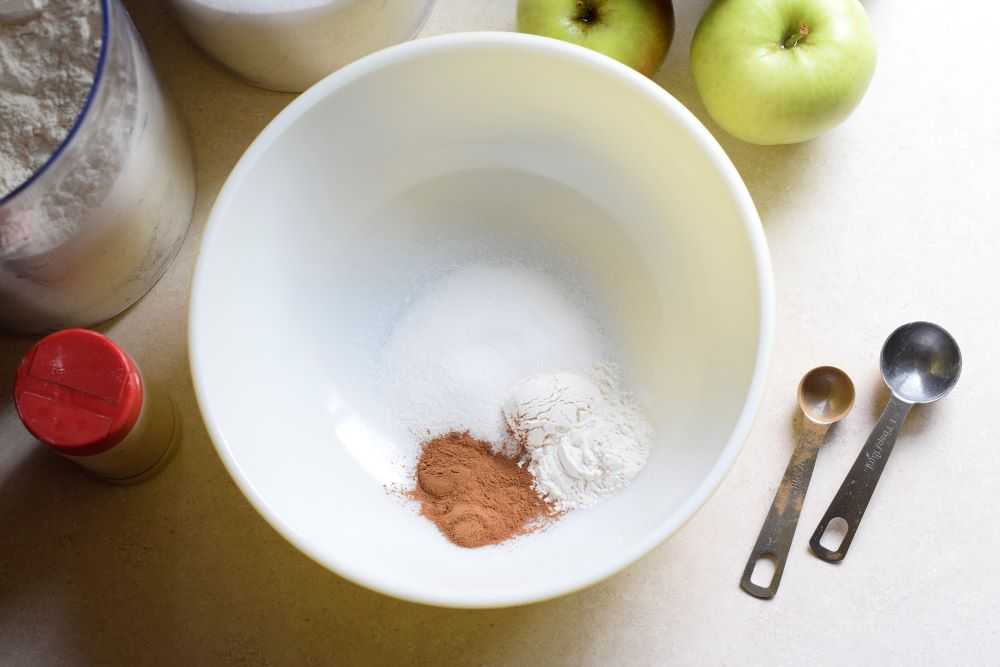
[168,0,435,92]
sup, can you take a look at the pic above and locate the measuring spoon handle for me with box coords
[740,426,825,599]
[810,395,912,563]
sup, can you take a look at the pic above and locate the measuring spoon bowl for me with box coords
[798,366,856,426]
[881,321,962,404]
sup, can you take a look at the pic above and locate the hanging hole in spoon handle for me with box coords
[809,395,913,562]
[740,430,823,599]
[740,552,781,600]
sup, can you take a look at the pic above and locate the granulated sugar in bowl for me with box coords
[190,33,773,608]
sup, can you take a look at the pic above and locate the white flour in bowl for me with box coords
[0,0,102,198]
[503,366,651,512]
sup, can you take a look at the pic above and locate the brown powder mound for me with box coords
[410,431,551,548]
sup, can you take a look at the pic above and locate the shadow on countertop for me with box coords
[0,357,677,667]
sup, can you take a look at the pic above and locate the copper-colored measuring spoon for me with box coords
[740,366,855,599]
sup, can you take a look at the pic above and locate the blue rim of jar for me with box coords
[0,0,112,206]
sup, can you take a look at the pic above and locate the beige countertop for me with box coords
[3,1,999,664]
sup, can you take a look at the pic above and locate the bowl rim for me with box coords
[189,31,775,609]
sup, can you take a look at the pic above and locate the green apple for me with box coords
[691,0,876,145]
[518,0,675,77]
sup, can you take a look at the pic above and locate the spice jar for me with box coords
[13,329,177,483]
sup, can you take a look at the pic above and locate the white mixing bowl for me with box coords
[190,33,773,608]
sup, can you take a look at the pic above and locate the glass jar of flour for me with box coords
[0,0,195,334]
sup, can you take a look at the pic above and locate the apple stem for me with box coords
[574,0,598,25]
[783,23,809,49]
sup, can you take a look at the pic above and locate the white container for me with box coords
[168,0,435,92]
[189,33,773,608]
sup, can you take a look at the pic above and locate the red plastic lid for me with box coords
[13,329,144,456]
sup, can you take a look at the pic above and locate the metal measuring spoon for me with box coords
[740,366,855,599]
[810,322,961,563]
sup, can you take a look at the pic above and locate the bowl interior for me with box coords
[191,34,769,607]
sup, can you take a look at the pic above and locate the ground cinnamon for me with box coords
[410,431,551,548]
